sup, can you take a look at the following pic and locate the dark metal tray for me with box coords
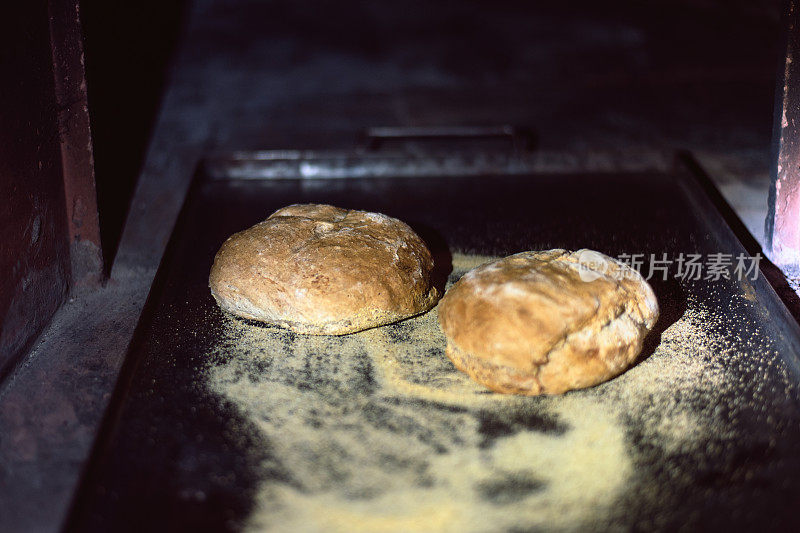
[67,152,800,532]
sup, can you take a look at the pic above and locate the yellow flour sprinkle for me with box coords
[204,253,781,532]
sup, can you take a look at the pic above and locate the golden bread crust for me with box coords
[209,203,439,335]
[438,250,659,395]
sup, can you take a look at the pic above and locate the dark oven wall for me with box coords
[0,3,72,382]
[79,0,188,269]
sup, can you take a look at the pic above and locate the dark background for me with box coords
[80,0,188,267]
[77,0,785,268]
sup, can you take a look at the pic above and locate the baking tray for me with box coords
[67,152,800,532]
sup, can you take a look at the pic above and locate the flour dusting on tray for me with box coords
[204,253,791,532]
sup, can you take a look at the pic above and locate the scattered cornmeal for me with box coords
[204,253,793,532]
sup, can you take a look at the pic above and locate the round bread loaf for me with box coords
[209,204,440,335]
[437,249,659,395]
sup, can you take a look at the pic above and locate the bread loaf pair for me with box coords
[209,204,658,395]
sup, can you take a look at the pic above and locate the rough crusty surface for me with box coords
[438,250,659,395]
[209,204,440,335]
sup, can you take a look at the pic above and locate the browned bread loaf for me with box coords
[209,204,440,335]
[438,249,659,395]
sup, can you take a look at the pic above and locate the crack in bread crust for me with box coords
[445,342,545,395]
[215,292,440,335]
